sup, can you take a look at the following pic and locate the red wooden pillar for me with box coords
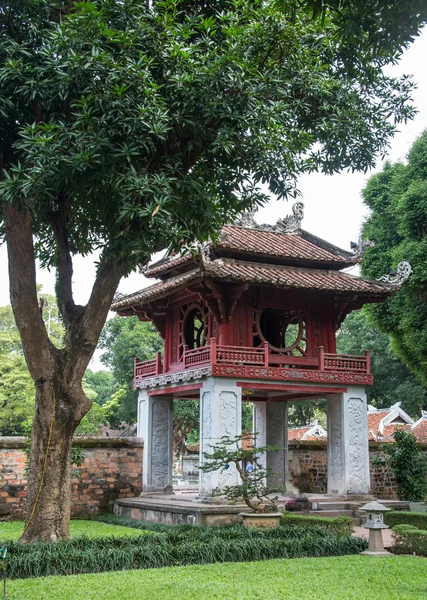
[210,337,217,366]
[364,350,371,374]
[263,341,269,367]
[319,346,325,371]
[217,321,233,345]
[155,352,162,375]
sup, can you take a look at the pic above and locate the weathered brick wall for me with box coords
[288,442,328,493]
[0,437,143,520]
[288,440,427,499]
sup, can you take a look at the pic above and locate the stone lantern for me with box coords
[360,500,392,556]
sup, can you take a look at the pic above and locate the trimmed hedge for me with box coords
[385,510,427,530]
[2,524,367,579]
[280,512,354,535]
[392,524,427,556]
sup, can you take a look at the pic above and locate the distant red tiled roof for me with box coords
[288,422,327,441]
[367,405,413,441]
[412,416,427,443]
[112,258,393,311]
[288,427,311,441]
[145,226,354,279]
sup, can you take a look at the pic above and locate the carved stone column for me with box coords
[327,388,370,496]
[199,378,242,498]
[266,402,288,490]
[253,401,267,471]
[138,391,173,494]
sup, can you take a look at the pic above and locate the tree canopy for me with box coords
[361,131,427,391]
[337,310,425,417]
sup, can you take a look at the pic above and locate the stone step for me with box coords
[309,509,355,518]
[310,502,349,511]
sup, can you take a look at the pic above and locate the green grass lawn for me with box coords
[4,555,427,600]
[0,520,152,542]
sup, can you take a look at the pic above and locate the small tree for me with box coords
[200,434,283,513]
[378,429,427,502]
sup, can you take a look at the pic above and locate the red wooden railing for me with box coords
[133,342,371,381]
[134,352,162,381]
[323,349,370,373]
[183,344,212,369]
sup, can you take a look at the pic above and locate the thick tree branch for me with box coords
[3,203,53,379]
[49,196,76,325]
[69,257,128,380]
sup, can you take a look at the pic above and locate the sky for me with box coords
[1,29,427,369]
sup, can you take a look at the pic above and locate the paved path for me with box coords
[353,526,393,548]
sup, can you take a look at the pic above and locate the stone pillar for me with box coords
[138,391,173,494]
[266,402,288,490]
[327,388,370,496]
[199,378,242,498]
[253,401,267,470]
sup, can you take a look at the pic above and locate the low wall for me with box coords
[288,440,427,499]
[0,437,143,520]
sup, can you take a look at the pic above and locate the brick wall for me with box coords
[288,440,427,499]
[0,437,143,520]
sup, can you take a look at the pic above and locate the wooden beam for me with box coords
[236,382,347,394]
[148,383,203,397]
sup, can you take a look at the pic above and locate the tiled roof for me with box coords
[112,258,394,311]
[367,404,414,441]
[288,428,327,441]
[411,415,427,443]
[145,226,355,278]
[205,258,390,294]
[217,227,354,266]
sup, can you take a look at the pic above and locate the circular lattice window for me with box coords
[255,309,307,356]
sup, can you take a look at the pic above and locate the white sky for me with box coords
[1,30,426,370]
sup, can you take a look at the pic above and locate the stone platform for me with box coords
[114,491,410,527]
[114,492,246,526]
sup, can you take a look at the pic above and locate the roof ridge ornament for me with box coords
[275,202,304,233]
[235,202,304,233]
[351,238,375,260]
[199,241,212,266]
[377,261,412,286]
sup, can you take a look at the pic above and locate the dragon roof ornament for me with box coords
[235,202,304,233]
[377,261,412,287]
[351,239,375,260]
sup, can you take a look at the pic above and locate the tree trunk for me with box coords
[3,202,127,543]
[20,371,91,543]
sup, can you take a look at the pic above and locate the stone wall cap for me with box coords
[0,436,143,449]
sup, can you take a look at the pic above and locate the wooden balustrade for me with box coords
[216,344,266,365]
[133,343,371,381]
[323,351,370,373]
[134,353,163,380]
[183,344,211,368]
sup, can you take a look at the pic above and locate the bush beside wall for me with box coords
[385,511,427,530]
[280,512,354,535]
[392,524,427,556]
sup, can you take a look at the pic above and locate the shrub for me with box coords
[199,434,283,513]
[392,524,427,556]
[379,430,427,502]
[3,524,367,579]
[280,512,354,535]
[385,510,427,530]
